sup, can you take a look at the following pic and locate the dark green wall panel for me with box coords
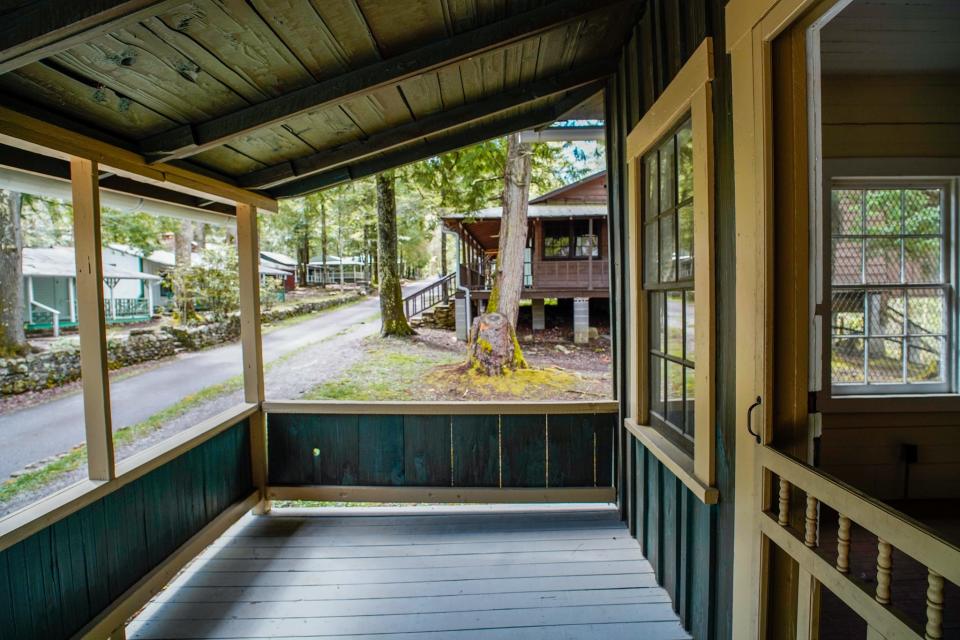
[0,420,252,640]
[358,415,404,485]
[451,415,498,486]
[501,415,546,487]
[403,415,451,486]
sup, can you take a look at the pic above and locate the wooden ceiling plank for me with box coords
[436,65,465,110]
[0,0,184,74]
[138,0,626,162]
[242,63,612,189]
[0,105,277,211]
[268,80,605,198]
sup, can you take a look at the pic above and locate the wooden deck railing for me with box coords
[262,400,618,503]
[402,273,455,319]
[757,445,960,640]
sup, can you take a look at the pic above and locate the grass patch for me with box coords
[304,342,460,400]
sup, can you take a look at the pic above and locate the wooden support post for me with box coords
[925,569,944,640]
[236,202,268,514]
[837,514,851,573]
[70,157,115,481]
[795,567,820,640]
[876,538,892,605]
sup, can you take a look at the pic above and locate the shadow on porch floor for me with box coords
[127,504,690,639]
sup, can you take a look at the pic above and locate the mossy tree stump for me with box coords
[468,312,527,375]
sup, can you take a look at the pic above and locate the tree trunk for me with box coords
[297,234,309,287]
[0,190,27,356]
[473,133,531,374]
[468,312,526,375]
[319,200,328,287]
[440,228,447,276]
[194,222,206,249]
[368,222,379,288]
[376,171,414,337]
[174,220,193,319]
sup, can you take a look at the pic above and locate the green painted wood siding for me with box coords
[605,1,736,638]
[0,420,252,639]
[266,413,614,488]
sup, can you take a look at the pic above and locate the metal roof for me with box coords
[445,204,606,221]
[0,0,635,203]
[23,247,162,280]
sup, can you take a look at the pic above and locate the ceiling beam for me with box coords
[268,82,606,199]
[138,0,628,163]
[0,1,181,74]
[240,63,613,190]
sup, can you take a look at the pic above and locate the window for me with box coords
[829,184,951,394]
[644,120,696,440]
[542,219,602,259]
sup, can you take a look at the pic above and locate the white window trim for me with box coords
[814,157,960,413]
[625,38,716,496]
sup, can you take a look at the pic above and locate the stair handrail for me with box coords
[30,299,61,337]
[403,273,456,319]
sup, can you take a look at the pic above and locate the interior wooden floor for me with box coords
[127,504,690,639]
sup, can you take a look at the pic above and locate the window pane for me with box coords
[832,238,863,285]
[832,290,865,336]
[904,189,941,234]
[864,237,901,284]
[684,367,696,438]
[867,289,904,336]
[903,237,941,284]
[865,189,901,234]
[666,360,684,429]
[867,337,904,383]
[832,189,863,235]
[543,221,570,258]
[650,355,665,416]
[677,203,694,281]
[907,288,945,336]
[659,215,676,282]
[907,336,945,383]
[832,337,865,383]
[644,153,658,219]
[644,220,658,284]
[658,137,676,212]
[650,292,664,353]
[677,122,694,203]
[684,290,695,362]
[666,290,683,358]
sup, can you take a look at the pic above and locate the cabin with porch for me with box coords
[442,171,609,342]
[0,1,958,640]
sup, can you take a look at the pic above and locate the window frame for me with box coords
[624,38,716,497]
[815,158,960,413]
[541,218,603,261]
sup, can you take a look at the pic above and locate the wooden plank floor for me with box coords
[128,505,690,639]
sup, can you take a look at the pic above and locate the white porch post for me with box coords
[26,275,34,323]
[70,157,115,481]
[236,202,268,514]
[68,277,76,322]
[146,280,154,313]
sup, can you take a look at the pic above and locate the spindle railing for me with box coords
[758,445,959,640]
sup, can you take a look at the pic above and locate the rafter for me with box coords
[268,82,606,199]
[240,63,614,190]
[0,1,181,74]
[138,0,627,163]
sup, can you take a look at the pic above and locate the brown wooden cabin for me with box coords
[0,1,958,640]
[442,172,610,340]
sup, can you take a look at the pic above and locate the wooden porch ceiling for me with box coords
[0,0,636,205]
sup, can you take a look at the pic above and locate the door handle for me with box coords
[747,396,762,444]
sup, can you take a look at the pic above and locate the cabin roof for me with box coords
[260,251,298,267]
[529,170,607,204]
[444,204,606,221]
[23,247,162,280]
[0,1,631,207]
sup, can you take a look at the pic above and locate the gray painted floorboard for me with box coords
[128,506,690,639]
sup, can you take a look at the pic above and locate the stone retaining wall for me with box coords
[1,293,364,396]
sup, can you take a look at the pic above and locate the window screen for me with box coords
[644,119,695,439]
[829,186,949,392]
[543,221,570,258]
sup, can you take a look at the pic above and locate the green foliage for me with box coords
[259,277,284,310]
[167,245,239,323]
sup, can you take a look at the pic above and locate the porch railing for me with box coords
[28,300,61,336]
[403,273,455,319]
[262,400,617,503]
[757,445,960,640]
[104,297,150,320]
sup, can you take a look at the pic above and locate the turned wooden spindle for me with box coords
[925,569,944,640]
[804,495,818,547]
[778,477,790,526]
[836,514,851,573]
[876,538,892,605]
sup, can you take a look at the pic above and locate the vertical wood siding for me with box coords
[606,1,736,638]
[0,420,252,639]
[266,412,614,488]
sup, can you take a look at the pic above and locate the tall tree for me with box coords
[376,171,413,337]
[469,133,532,375]
[0,190,27,356]
[319,197,328,287]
